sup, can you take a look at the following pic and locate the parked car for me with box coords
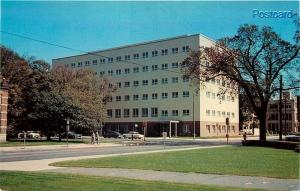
[62,131,82,139]
[103,131,123,138]
[123,131,144,139]
[17,131,40,139]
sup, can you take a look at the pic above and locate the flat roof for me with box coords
[52,34,204,61]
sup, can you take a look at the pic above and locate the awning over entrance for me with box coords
[169,120,180,138]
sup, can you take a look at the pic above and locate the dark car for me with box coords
[103,131,123,138]
[62,131,82,139]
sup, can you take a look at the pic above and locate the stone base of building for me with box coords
[0,134,7,142]
[103,121,239,137]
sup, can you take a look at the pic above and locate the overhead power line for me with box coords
[1,30,184,76]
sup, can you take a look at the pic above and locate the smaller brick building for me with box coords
[0,79,9,142]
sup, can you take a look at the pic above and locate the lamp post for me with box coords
[193,93,196,139]
[66,118,70,147]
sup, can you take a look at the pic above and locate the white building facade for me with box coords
[52,34,239,137]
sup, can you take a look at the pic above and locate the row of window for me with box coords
[67,46,190,68]
[205,91,235,102]
[206,78,236,89]
[206,125,236,133]
[109,91,191,102]
[98,62,180,77]
[115,77,189,89]
[107,108,190,118]
[205,110,235,118]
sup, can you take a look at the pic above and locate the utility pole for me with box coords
[279,75,283,141]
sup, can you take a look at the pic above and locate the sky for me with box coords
[1,1,299,64]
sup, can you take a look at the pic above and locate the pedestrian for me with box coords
[91,131,95,144]
[96,131,100,144]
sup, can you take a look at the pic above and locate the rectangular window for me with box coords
[85,61,90,66]
[212,110,216,116]
[172,92,178,98]
[152,50,158,57]
[116,96,121,101]
[124,95,130,101]
[182,76,189,82]
[151,108,158,117]
[227,112,231,117]
[183,110,190,116]
[162,78,168,84]
[142,52,148,58]
[125,68,130,74]
[161,92,168,99]
[172,47,178,54]
[206,91,211,98]
[133,67,139,73]
[142,80,148,86]
[162,63,168,70]
[124,109,130,118]
[107,109,113,118]
[216,79,220,85]
[172,77,178,83]
[172,110,178,116]
[142,108,148,117]
[217,111,221,116]
[108,57,113,63]
[161,110,168,117]
[116,69,121,75]
[143,66,149,72]
[133,53,139,59]
[78,62,83,67]
[133,94,139,101]
[125,55,130,60]
[99,71,105,76]
[211,78,215,84]
[100,59,106,64]
[161,49,168,55]
[71,63,75,68]
[133,81,139,87]
[222,111,226,117]
[116,56,122,62]
[227,96,230,101]
[183,91,189,97]
[115,109,121,118]
[172,62,178,68]
[124,81,130,87]
[108,70,113,76]
[132,108,139,117]
[182,45,190,52]
[92,60,97,65]
[142,94,148,100]
[152,65,158,71]
[206,110,210,116]
[117,82,121,88]
[152,79,158,85]
[152,93,158,99]
[231,112,235,118]
[231,97,235,102]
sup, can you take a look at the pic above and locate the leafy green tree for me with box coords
[182,24,299,140]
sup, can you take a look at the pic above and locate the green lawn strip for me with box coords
[0,140,83,147]
[51,146,300,179]
[0,171,264,191]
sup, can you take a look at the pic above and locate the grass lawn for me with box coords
[0,140,83,147]
[52,146,300,179]
[0,171,264,191]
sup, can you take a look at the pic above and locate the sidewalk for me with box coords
[45,167,300,191]
[0,143,121,152]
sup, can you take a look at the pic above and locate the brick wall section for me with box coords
[0,83,8,142]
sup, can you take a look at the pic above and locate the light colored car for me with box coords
[18,131,40,139]
[123,131,144,139]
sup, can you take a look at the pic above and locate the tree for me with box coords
[182,24,300,141]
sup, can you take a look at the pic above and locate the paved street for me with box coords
[0,138,244,162]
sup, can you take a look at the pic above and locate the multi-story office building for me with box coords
[266,92,299,134]
[52,34,239,137]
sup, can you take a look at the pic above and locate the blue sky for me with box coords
[1,1,299,64]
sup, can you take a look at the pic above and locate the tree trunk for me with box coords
[46,134,51,141]
[258,109,267,141]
